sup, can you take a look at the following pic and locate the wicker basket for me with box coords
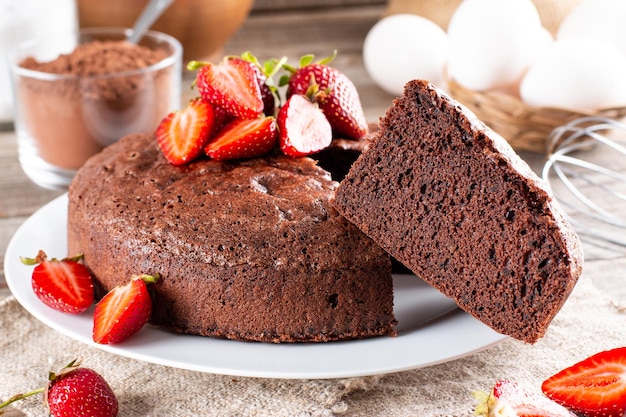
[384,0,626,153]
[385,0,583,36]
[447,79,626,153]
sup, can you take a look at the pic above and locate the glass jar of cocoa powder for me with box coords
[9,27,182,189]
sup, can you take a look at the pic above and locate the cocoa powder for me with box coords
[17,40,174,170]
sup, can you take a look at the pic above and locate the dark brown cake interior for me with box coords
[333,79,583,343]
[313,128,412,275]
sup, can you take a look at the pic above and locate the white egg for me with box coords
[520,37,626,112]
[447,0,552,92]
[363,14,449,96]
[557,0,626,57]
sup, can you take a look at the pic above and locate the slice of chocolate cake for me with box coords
[333,79,583,343]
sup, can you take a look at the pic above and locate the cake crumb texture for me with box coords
[333,79,583,343]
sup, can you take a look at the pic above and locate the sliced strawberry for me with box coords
[190,59,263,119]
[21,250,94,314]
[156,98,214,165]
[232,56,274,117]
[277,94,332,157]
[205,117,278,161]
[238,51,287,117]
[541,347,626,417]
[474,380,575,417]
[281,52,368,140]
[253,66,276,117]
[93,274,158,344]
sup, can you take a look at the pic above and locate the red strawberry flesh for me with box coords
[24,251,94,314]
[278,94,332,157]
[205,117,278,161]
[156,98,214,166]
[542,347,626,417]
[238,57,275,116]
[195,60,263,119]
[93,275,156,344]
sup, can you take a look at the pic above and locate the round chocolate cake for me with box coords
[67,132,396,343]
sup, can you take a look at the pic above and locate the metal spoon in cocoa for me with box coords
[127,0,175,44]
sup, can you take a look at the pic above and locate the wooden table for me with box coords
[1,5,625,415]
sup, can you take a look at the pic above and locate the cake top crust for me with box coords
[69,132,384,270]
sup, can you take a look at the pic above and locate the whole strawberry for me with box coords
[20,250,94,314]
[0,359,118,417]
[281,51,368,140]
[46,360,119,417]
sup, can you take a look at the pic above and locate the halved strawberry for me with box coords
[205,117,278,161]
[541,347,626,417]
[21,250,94,314]
[189,58,263,120]
[281,52,368,140]
[474,379,575,417]
[238,51,287,117]
[249,62,276,117]
[93,274,158,344]
[156,98,214,165]
[277,93,332,157]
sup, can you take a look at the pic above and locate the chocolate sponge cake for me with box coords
[333,80,583,343]
[68,133,396,343]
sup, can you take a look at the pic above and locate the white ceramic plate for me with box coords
[4,194,506,379]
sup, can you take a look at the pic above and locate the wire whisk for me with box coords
[542,116,626,250]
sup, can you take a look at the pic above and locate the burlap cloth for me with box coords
[1,272,624,417]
